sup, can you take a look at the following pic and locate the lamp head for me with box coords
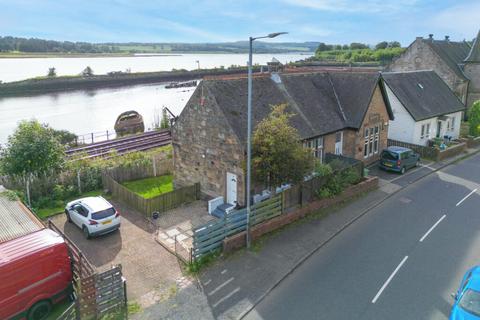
[267,32,288,38]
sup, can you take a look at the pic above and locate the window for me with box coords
[421,123,431,139]
[421,124,425,139]
[374,126,379,154]
[426,123,430,138]
[304,136,324,161]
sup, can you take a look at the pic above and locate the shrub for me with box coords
[469,101,480,137]
[317,187,333,199]
[315,162,333,177]
[339,168,361,186]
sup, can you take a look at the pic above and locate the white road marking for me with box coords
[208,277,234,296]
[372,256,409,304]
[419,215,446,242]
[203,279,212,286]
[221,269,227,274]
[456,189,477,207]
[213,287,240,308]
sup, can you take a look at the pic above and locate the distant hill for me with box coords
[0,36,319,54]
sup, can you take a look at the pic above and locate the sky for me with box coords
[0,0,478,45]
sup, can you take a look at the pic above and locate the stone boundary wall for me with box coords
[466,136,480,148]
[437,142,467,161]
[223,176,379,253]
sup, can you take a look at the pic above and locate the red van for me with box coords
[0,229,73,320]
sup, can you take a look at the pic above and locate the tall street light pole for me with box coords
[246,32,287,249]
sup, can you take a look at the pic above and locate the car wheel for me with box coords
[27,300,51,320]
[65,210,72,223]
[82,226,91,239]
[400,167,406,174]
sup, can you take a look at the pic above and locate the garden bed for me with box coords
[121,175,173,199]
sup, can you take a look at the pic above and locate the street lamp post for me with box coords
[246,32,287,249]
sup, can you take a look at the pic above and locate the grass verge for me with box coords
[36,189,111,219]
[122,175,173,199]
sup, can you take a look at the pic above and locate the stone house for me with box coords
[383,71,465,146]
[172,72,393,206]
[387,31,480,108]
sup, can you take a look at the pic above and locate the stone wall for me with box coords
[173,83,246,205]
[465,63,480,108]
[223,176,379,253]
[388,38,468,104]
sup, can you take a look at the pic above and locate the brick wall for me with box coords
[173,84,246,205]
[223,176,379,253]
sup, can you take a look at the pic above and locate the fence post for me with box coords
[106,130,109,140]
[91,132,94,144]
[77,170,82,194]
[152,156,157,177]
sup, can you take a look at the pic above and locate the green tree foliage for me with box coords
[47,67,56,77]
[0,120,65,177]
[375,41,389,50]
[160,108,170,129]
[49,128,77,146]
[252,104,314,188]
[350,42,369,50]
[389,41,401,48]
[81,66,94,77]
[469,101,480,137]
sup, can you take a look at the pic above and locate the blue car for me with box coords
[379,146,420,174]
[450,266,480,319]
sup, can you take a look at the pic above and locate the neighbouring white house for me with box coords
[382,70,465,146]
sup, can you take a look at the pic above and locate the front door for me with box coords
[226,172,237,205]
[335,131,343,155]
[436,121,442,138]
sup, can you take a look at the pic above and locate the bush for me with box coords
[339,168,361,186]
[317,187,333,199]
[469,101,480,137]
[314,162,333,177]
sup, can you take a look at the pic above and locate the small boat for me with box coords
[165,80,197,89]
[114,110,145,136]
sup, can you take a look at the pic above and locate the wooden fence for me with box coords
[102,173,200,218]
[48,221,127,320]
[387,139,438,160]
[192,155,363,261]
[192,195,282,260]
[105,157,172,183]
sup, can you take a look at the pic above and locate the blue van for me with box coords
[379,146,420,174]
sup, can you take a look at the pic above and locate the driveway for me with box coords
[49,200,183,304]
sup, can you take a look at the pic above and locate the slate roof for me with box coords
[201,72,392,143]
[464,30,480,62]
[382,70,465,121]
[423,39,471,80]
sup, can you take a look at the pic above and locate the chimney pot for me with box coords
[429,34,434,40]
[445,35,450,41]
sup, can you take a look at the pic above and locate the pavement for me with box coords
[195,146,480,320]
[242,151,480,319]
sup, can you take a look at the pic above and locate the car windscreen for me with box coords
[459,288,480,317]
[382,150,398,160]
[91,207,116,220]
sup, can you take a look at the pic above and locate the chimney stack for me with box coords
[429,34,434,41]
[445,35,450,41]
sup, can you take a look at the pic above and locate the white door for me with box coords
[335,131,343,155]
[226,172,237,205]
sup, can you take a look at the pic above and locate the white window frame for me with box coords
[426,123,430,138]
[421,124,425,139]
[374,125,379,154]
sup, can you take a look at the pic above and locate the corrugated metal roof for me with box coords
[0,193,44,244]
[0,229,64,267]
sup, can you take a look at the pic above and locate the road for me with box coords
[244,153,480,320]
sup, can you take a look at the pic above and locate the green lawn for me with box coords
[36,190,110,220]
[122,175,173,199]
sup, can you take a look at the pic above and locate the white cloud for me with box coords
[282,0,418,13]
[429,3,480,39]
[297,25,333,37]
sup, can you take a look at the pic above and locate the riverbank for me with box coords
[0,67,260,97]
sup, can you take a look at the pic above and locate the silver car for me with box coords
[65,196,120,239]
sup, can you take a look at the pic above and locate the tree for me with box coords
[375,41,388,50]
[0,120,65,205]
[81,66,94,77]
[316,42,330,52]
[469,100,480,137]
[350,42,369,50]
[252,104,314,189]
[389,41,401,48]
[160,108,170,129]
[47,67,56,77]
